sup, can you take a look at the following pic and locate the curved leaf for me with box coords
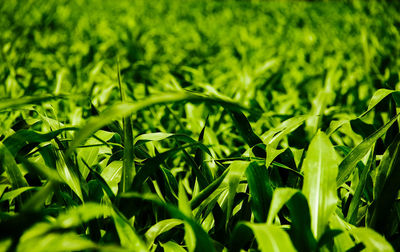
[266,188,299,225]
[145,219,184,248]
[337,112,400,186]
[160,241,187,252]
[66,92,249,155]
[361,89,398,117]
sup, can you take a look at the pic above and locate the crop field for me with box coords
[1,0,400,251]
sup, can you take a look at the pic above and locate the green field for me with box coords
[1,0,400,251]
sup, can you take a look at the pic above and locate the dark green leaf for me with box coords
[245,161,273,223]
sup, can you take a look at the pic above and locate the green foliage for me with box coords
[1,0,400,251]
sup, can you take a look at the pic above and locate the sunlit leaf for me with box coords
[302,131,339,239]
[145,219,184,248]
[231,223,296,252]
[350,227,394,252]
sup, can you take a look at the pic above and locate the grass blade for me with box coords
[131,143,203,192]
[17,231,99,252]
[0,187,37,203]
[373,135,400,199]
[3,127,76,156]
[117,61,135,193]
[190,167,229,210]
[224,161,249,225]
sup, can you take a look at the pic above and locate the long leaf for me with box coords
[224,161,249,225]
[302,131,339,239]
[3,127,77,156]
[118,61,135,193]
[131,143,204,192]
[245,161,273,223]
[190,167,229,210]
[369,134,400,233]
[346,146,374,224]
[160,241,187,252]
[0,143,30,206]
[0,95,64,112]
[66,92,249,155]
[54,147,85,202]
[337,112,400,186]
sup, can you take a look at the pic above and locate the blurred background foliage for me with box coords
[1,0,399,110]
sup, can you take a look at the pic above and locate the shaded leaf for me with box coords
[121,192,215,252]
[230,110,264,157]
[266,188,298,225]
[337,112,400,186]
[0,143,30,205]
[369,135,400,233]
[346,146,374,224]
[0,187,37,203]
[190,167,229,210]
[286,192,316,252]
[245,162,273,222]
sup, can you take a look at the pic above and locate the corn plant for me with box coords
[0,0,399,251]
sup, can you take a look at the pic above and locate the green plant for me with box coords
[1,0,400,251]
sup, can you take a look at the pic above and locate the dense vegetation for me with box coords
[1,0,400,251]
